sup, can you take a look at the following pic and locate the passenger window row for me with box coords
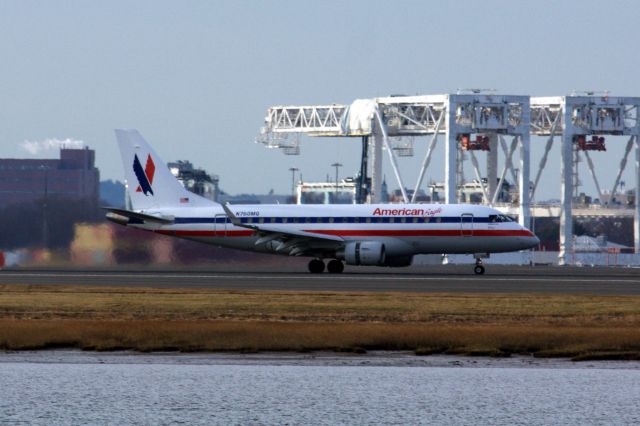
[182,215,514,225]
[234,216,452,224]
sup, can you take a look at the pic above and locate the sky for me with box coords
[0,0,639,200]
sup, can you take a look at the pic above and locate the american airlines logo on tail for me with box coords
[133,154,155,195]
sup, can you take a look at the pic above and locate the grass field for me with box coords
[1,285,639,360]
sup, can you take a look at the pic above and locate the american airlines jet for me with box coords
[106,130,539,275]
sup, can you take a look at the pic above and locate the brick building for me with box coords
[0,147,99,206]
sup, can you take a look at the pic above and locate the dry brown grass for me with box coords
[1,285,639,359]
[2,285,639,324]
[1,320,639,359]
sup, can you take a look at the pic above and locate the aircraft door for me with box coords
[214,213,227,237]
[461,213,473,237]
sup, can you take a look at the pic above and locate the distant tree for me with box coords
[0,196,102,250]
[530,217,634,250]
[573,221,587,237]
[533,218,559,244]
[575,217,633,247]
[0,202,41,249]
[100,180,126,208]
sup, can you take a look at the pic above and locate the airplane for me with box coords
[105,129,540,275]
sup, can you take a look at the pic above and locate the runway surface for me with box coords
[1,265,639,294]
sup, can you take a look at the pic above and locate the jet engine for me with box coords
[343,241,386,266]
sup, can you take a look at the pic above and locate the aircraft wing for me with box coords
[221,203,343,256]
[250,224,344,242]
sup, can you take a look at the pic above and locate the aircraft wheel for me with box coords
[474,265,485,275]
[308,259,325,274]
[327,259,344,274]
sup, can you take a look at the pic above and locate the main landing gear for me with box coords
[308,259,344,274]
[327,259,344,274]
[308,259,325,274]
[473,258,485,275]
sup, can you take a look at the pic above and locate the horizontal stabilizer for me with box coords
[103,207,175,225]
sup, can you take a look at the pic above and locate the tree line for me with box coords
[0,197,101,250]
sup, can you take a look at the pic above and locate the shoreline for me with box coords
[2,349,640,369]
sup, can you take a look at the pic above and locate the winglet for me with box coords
[221,202,246,228]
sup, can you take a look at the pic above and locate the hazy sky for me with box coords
[1,0,639,200]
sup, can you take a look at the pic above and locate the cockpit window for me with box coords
[489,214,514,223]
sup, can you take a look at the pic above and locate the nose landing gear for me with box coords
[473,258,485,275]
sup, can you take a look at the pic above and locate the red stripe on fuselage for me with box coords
[155,229,533,238]
[307,229,534,237]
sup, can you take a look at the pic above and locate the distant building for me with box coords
[217,191,290,205]
[573,235,631,253]
[296,178,357,204]
[598,189,635,207]
[168,160,219,202]
[0,147,99,206]
[428,178,514,204]
[388,188,429,203]
[380,178,389,203]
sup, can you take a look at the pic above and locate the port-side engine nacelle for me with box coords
[343,241,386,266]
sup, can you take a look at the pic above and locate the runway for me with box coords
[1,265,639,294]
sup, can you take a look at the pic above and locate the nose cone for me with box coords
[521,229,540,249]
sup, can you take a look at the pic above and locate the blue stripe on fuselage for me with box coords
[172,216,501,225]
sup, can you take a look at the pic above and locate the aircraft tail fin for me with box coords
[115,129,215,210]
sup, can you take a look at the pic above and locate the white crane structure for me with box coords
[257,92,640,263]
[530,95,640,264]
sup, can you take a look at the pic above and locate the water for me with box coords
[1,352,639,425]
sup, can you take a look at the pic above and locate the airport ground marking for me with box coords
[1,272,639,284]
